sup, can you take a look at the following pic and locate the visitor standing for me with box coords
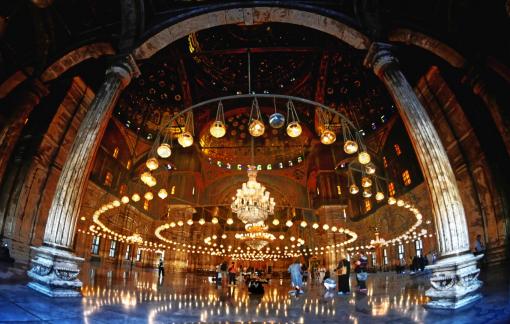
[336,253,350,295]
[228,262,237,286]
[474,234,485,256]
[158,258,165,277]
[220,261,228,286]
[355,254,368,292]
[319,265,326,283]
[288,259,304,294]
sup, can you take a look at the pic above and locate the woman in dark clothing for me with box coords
[336,253,350,295]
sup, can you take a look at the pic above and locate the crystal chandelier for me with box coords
[231,166,275,224]
[235,231,276,250]
[126,233,143,244]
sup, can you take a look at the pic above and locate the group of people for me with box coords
[288,252,369,296]
[215,261,238,286]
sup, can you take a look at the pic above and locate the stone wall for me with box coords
[1,77,93,264]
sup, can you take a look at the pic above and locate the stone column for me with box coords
[316,205,346,270]
[27,56,139,297]
[364,43,482,309]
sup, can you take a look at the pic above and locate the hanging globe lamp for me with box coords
[157,143,171,158]
[178,131,194,147]
[158,188,168,199]
[146,157,159,171]
[343,140,358,154]
[269,112,285,129]
[248,119,265,137]
[358,151,371,165]
[210,121,226,138]
[361,176,373,188]
[286,121,302,138]
[320,129,336,145]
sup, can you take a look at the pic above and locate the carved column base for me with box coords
[425,253,483,309]
[27,245,84,297]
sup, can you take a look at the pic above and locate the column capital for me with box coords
[363,42,399,78]
[107,54,141,89]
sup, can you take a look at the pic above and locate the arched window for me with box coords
[113,147,119,159]
[394,144,402,156]
[388,182,395,196]
[402,170,412,186]
[104,171,113,187]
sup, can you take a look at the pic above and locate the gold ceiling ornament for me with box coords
[286,100,302,138]
[178,111,195,147]
[210,100,227,138]
[231,165,275,225]
[248,98,265,137]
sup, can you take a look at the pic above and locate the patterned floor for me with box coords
[0,262,509,323]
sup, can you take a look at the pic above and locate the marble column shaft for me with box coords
[43,58,137,249]
[364,43,469,257]
[27,56,139,297]
[364,43,482,309]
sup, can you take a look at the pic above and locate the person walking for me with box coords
[288,259,304,294]
[336,253,350,295]
[158,258,165,277]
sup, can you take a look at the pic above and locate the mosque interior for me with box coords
[0,1,509,323]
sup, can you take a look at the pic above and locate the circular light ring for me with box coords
[349,199,425,251]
